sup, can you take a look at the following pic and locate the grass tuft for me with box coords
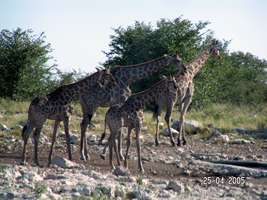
[1,98,266,137]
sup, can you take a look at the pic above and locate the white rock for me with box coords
[176,147,185,154]
[172,120,203,134]
[159,122,165,129]
[88,134,97,144]
[94,184,112,197]
[230,139,251,144]
[51,157,78,168]
[72,184,92,196]
[215,134,230,143]
[141,126,148,131]
[209,129,229,143]
[158,190,171,198]
[166,181,184,193]
[112,166,130,177]
[160,128,179,137]
[0,123,10,131]
[70,135,79,144]
[114,186,125,198]
[233,128,250,134]
[151,179,168,185]
[39,193,49,200]
[0,192,15,199]
[47,193,62,200]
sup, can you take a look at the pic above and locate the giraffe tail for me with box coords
[21,120,33,141]
[152,104,160,119]
[98,114,108,145]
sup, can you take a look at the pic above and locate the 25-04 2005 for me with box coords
[202,176,246,185]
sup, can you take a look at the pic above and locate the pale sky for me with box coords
[1,0,267,72]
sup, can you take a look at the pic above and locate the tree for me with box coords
[55,69,86,86]
[0,28,56,99]
[216,52,267,105]
[104,17,267,106]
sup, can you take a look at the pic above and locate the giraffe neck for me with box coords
[121,79,167,112]
[112,55,178,85]
[47,71,103,104]
[186,49,210,78]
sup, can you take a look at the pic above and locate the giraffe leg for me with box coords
[155,115,160,146]
[124,126,132,169]
[178,86,193,146]
[100,135,110,160]
[109,134,115,170]
[153,105,161,146]
[63,115,72,160]
[84,114,94,160]
[80,114,90,160]
[177,97,184,146]
[165,101,175,146]
[118,129,124,161]
[33,126,42,166]
[98,114,107,145]
[114,136,121,166]
[21,121,34,165]
[135,123,144,173]
[48,120,60,166]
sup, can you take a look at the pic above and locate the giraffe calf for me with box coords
[101,76,179,172]
[99,110,144,161]
[100,105,125,169]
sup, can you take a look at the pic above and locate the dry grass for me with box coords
[1,98,266,138]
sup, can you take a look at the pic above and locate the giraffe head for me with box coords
[96,67,118,88]
[162,75,179,93]
[209,39,220,57]
[166,53,186,75]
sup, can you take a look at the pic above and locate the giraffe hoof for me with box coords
[80,155,87,161]
[119,155,125,161]
[155,139,160,146]
[177,140,182,146]
[34,161,40,167]
[139,168,145,174]
[100,154,106,160]
[20,160,27,166]
[35,163,43,168]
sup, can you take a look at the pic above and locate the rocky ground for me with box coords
[1,122,267,199]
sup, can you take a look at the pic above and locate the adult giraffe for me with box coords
[21,68,117,165]
[79,54,185,160]
[154,40,221,146]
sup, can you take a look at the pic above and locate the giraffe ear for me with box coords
[38,96,48,106]
[106,67,111,74]
[160,75,167,79]
[97,81,104,88]
[176,52,182,60]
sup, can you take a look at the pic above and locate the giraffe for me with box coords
[154,39,220,146]
[94,55,185,138]
[79,54,185,161]
[21,68,117,166]
[100,76,180,172]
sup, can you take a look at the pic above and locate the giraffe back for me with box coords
[120,76,178,114]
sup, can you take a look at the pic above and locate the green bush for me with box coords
[0,28,56,99]
[104,17,267,107]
